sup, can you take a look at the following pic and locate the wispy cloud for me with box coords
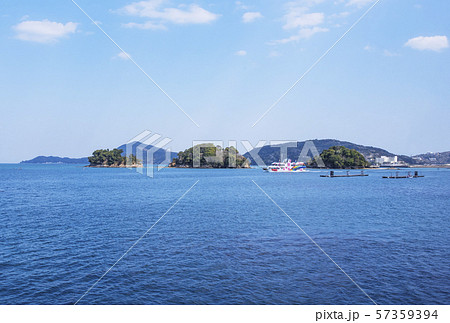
[13,19,78,43]
[242,12,263,23]
[405,35,449,52]
[298,0,325,7]
[116,51,132,60]
[283,8,324,29]
[329,11,350,19]
[235,1,249,11]
[268,50,281,57]
[271,26,329,44]
[119,0,220,29]
[122,21,167,30]
[383,49,400,57]
[346,0,376,8]
[271,2,328,45]
[235,50,247,56]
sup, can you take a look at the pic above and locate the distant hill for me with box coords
[411,151,450,165]
[116,142,178,164]
[21,141,177,165]
[242,139,440,166]
[21,156,89,164]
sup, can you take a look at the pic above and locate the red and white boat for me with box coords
[264,159,307,172]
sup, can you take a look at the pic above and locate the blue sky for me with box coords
[1,0,449,162]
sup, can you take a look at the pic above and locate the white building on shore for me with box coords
[375,156,408,167]
[375,156,398,164]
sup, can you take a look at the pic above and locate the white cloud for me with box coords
[298,0,325,7]
[271,26,329,44]
[272,3,328,45]
[13,19,78,43]
[269,50,281,57]
[329,11,350,19]
[235,50,247,56]
[405,35,449,52]
[242,12,263,23]
[122,21,167,30]
[346,0,376,7]
[116,52,132,60]
[119,0,219,27]
[283,8,324,29]
[235,1,249,10]
[383,49,400,57]
[298,26,328,38]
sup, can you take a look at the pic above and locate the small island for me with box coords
[87,149,141,167]
[308,146,370,169]
[169,144,250,168]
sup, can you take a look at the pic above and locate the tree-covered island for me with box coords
[169,144,250,168]
[87,149,140,167]
[87,144,368,169]
[308,146,370,169]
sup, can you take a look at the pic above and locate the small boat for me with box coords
[264,159,307,172]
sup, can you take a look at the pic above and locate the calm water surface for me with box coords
[0,164,449,304]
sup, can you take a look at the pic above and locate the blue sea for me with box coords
[0,164,449,305]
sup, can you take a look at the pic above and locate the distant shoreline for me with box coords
[409,165,450,168]
[85,164,142,168]
[7,163,449,169]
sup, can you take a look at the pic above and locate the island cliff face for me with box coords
[169,144,250,168]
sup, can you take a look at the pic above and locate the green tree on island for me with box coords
[309,146,369,169]
[170,144,250,168]
[88,149,140,167]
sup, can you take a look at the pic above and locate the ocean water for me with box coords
[0,164,449,305]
